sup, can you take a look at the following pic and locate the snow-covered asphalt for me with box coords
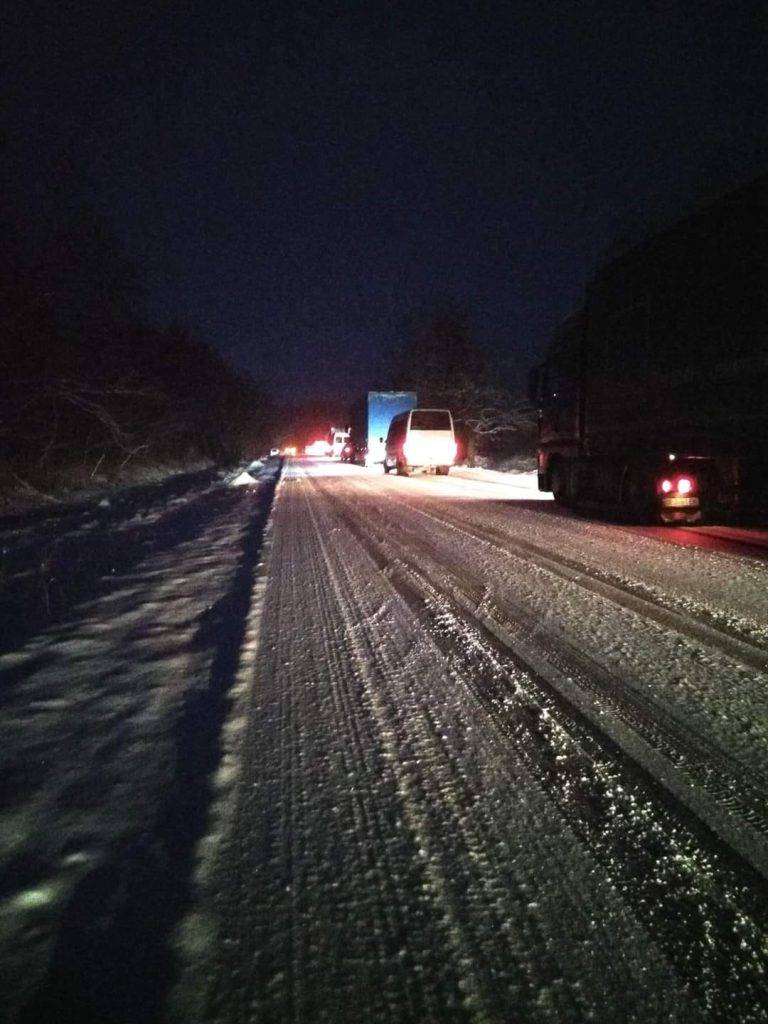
[1,457,767,1023]
[192,459,768,1024]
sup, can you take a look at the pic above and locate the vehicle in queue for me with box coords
[329,428,350,459]
[339,440,356,462]
[529,174,768,524]
[349,391,418,466]
[384,408,457,476]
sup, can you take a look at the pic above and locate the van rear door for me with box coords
[404,410,456,467]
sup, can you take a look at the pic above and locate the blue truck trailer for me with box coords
[350,391,418,466]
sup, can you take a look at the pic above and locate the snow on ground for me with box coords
[335,456,768,645]
[197,469,683,1022]
[303,457,550,498]
[2,455,768,1022]
[0,467,227,658]
[323,463,768,791]
[182,458,768,1023]
[450,465,551,497]
[230,470,259,486]
[0,461,279,1022]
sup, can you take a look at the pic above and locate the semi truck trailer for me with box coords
[529,174,768,524]
[350,391,418,466]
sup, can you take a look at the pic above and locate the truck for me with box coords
[529,174,768,524]
[328,427,350,459]
[349,391,418,467]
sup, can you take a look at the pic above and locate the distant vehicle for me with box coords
[350,391,418,466]
[529,174,768,524]
[305,439,331,456]
[329,428,350,459]
[384,408,456,476]
[352,441,369,464]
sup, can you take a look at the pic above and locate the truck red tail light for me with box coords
[657,475,696,496]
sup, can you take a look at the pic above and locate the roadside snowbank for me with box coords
[0,460,281,1021]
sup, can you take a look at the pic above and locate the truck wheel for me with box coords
[550,461,573,507]
[396,460,410,477]
[436,465,450,475]
[383,462,391,474]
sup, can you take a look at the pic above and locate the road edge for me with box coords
[166,468,285,1022]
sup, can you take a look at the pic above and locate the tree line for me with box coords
[0,149,273,502]
[388,305,536,465]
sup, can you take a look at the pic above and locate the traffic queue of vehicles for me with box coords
[328,394,458,476]
[298,176,766,523]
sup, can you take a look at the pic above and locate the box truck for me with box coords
[350,391,418,466]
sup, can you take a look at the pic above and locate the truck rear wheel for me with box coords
[436,465,450,475]
[397,461,410,477]
[550,460,573,507]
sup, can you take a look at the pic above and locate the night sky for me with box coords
[5,0,768,404]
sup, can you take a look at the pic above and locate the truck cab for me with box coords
[329,429,350,459]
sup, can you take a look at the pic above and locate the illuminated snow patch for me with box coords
[451,467,553,498]
[290,458,363,478]
[11,884,58,910]
[230,470,258,487]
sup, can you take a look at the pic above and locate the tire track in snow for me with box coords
[397,496,768,671]
[299,481,453,1024]
[296,471,692,1023]
[301,475,477,1024]
[315,473,768,1022]
[325,477,768,863]
[302,484,501,1023]
[208,475,467,1024]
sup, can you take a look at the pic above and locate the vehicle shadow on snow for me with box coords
[18,475,278,1024]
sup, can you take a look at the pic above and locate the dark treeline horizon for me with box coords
[0,142,275,502]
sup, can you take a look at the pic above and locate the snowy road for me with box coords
[191,459,768,1024]
[2,458,768,1022]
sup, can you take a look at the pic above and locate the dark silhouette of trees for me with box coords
[390,304,535,462]
[0,148,273,501]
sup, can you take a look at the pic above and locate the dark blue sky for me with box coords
[5,0,768,402]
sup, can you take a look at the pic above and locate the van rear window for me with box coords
[410,410,451,430]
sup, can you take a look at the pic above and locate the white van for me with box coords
[330,429,350,459]
[384,408,456,475]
